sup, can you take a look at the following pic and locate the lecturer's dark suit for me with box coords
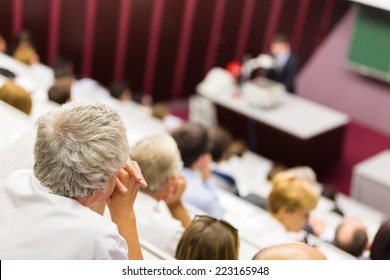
[265,53,298,94]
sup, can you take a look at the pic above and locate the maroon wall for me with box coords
[0,0,350,101]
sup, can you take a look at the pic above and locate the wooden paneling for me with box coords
[92,0,120,86]
[0,0,13,41]
[23,0,50,64]
[216,0,244,68]
[183,0,216,96]
[0,0,351,100]
[124,0,153,93]
[58,0,86,76]
[153,0,185,101]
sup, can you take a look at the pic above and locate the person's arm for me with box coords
[164,173,191,228]
[108,160,147,260]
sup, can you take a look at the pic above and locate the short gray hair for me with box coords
[33,103,129,198]
[131,134,181,193]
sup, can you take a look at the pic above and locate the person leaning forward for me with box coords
[0,103,147,259]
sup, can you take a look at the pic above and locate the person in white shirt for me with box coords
[131,134,191,256]
[0,103,147,259]
[171,123,224,219]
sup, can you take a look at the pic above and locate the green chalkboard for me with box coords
[347,6,390,82]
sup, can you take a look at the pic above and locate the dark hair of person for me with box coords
[207,126,232,162]
[171,123,209,168]
[108,81,129,99]
[334,226,368,257]
[271,33,290,44]
[370,218,390,260]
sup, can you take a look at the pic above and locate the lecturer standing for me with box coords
[265,34,299,94]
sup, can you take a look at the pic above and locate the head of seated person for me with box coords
[48,77,72,105]
[333,218,368,257]
[109,81,133,102]
[0,34,7,53]
[0,79,32,115]
[370,218,390,260]
[131,134,182,201]
[175,215,239,260]
[253,243,326,260]
[12,30,39,65]
[53,56,75,78]
[267,171,319,232]
[225,139,248,159]
[34,103,129,202]
[207,125,233,163]
[152,103,170,121]
[171,122,210,170]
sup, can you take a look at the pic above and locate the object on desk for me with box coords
[196,67,235,97]
[241,77,284,109]
[241,53,275,80]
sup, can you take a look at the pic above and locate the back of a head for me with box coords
[334,218,368,257]
[171,123,209,168]
[152,103,170,120]
[175,216,239,260]
[0,79,32,115]
[268,171,318,214]
[271,33,290,45]
[370,218,390,260]
[53,56,74,78]
[207,126,233,162]
[48,77,72,104]
[0,34,6,53]
[33,103,129,198]
[109,81,130,100]
[131,134,181,193]
[253,243,327,260]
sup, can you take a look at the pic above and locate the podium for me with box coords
[197,81,349,174]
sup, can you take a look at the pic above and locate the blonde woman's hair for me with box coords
[267,171,318,214]
[131,134,181,193]
[34,103,129,198]
[0,80,32,115]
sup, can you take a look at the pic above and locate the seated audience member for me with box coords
[333,218,368,258]
[109,81,153,106]
[11,30,39,65]
[0,103,147,259]
[207,126,237,194]
[175,215,239,260]
[131,134,191,256]
[48,76,72,104]
[53,56,75,78]
[249,171,319,248]
[0,34,6,53]
[152,103,183,131]
[207,126,268,212]
[370,218,390,260]
[171,123,224,218]
[0,78,32,114]
[267,163,317,186]
[268,172,318,232]
[252,243,326,260]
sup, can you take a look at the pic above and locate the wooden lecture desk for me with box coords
[200,88,349,174]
